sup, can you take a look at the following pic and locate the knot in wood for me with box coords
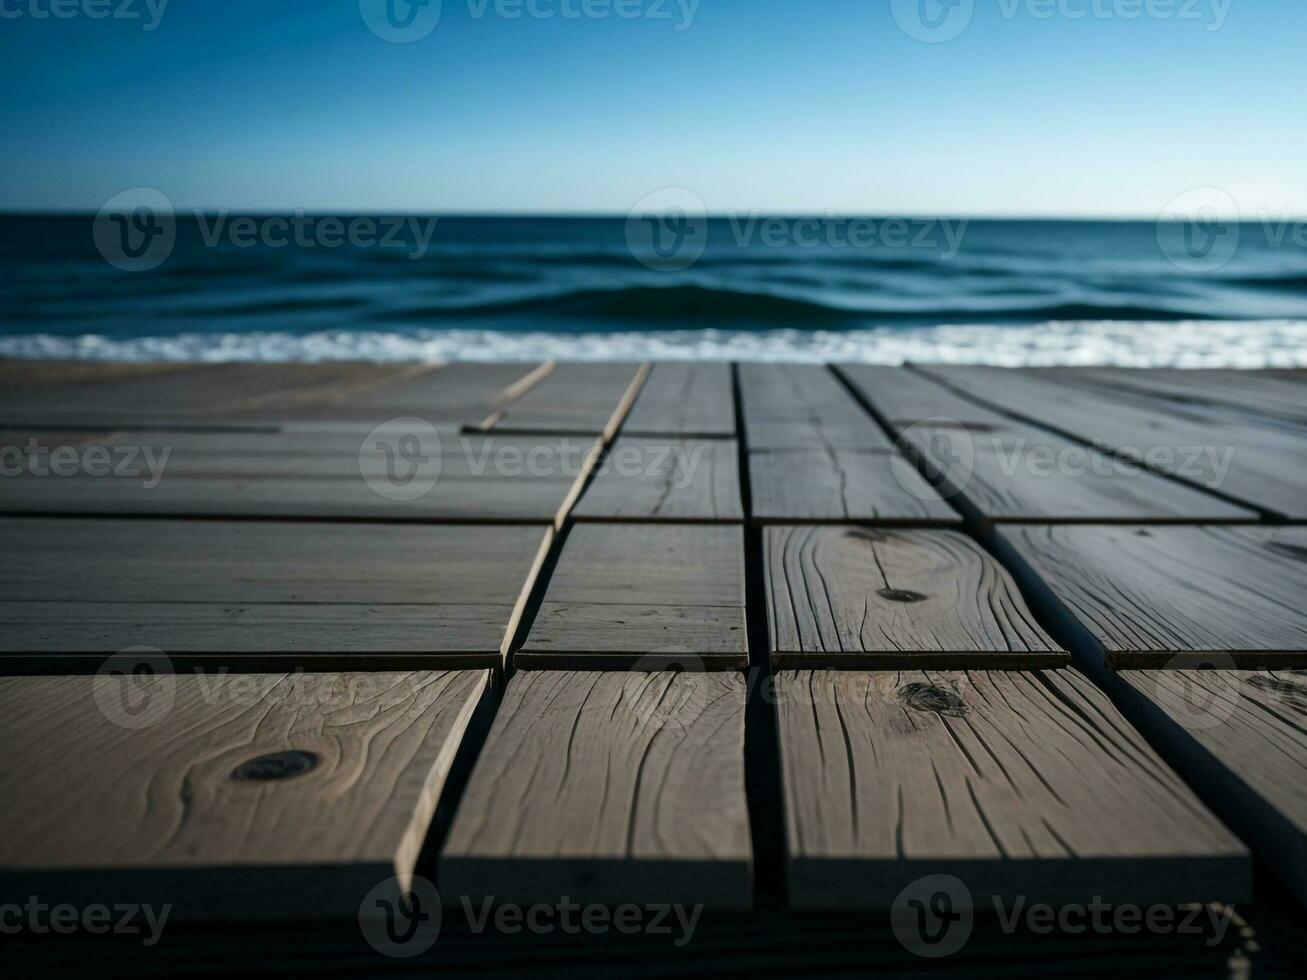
[232,750,319,782]
[897,682,968,717]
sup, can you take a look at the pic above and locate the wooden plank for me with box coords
[748,448,960,524]
[919,365,1307,518]
[837,364,1013,427]
[572,437,743,523]
[0,519,551,668]
[517,524,747,669]
[1066,367,1307,427]
[739,363,893,450]
[898,422,1257,523]
[997,524,1307,669]
[621,361,735,437]
[1116,668,1307,909]
[0,669,492,920]
[0,429,601,524]
[765,527,1065,668]
[840,365,1257,523]
[484,362,646,437]
[776,669,1249,910]
[440,670,751,909]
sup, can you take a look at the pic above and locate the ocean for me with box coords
[2,215,1305,366]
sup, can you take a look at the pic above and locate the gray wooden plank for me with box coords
[765,527,1065,668]
[997,524,1307,668]
[739,363,894,451]
[440,670,751,909]
[484,362,647,438]
[517,524,747,669]
[920,365,1307,518]
[1066,367,1307,428]
[776,669,1249,911]
[572,437,743,523]
[837,364,1013,427]
[0,429,601,524]
[1117,668,1307,909]
[0,519,551,666]
[0,669,492,920]
[748,449,960,525]
[621,361,735,437]
[899,422,1257,523]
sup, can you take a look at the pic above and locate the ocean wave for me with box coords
[4,321,1305,367]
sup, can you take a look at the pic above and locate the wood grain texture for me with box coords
[837,363,1014,427]
[1117,668,1307,909]
[765,527,1065,668]
[440,670,751,909]
[998,524,1307,668]
[0,519,551,666]
[621,362,735,437]
[920,365,1307,518]
[739,363,894,451]
[899,422,1257,523]
[573,438,743,523]
[0,429,601,524]
[518,524,747,669]
[0,669,492,920]
[775,669,1248,910]
[484,362,646,437]
[748,449,959,524]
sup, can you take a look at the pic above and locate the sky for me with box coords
[1,0,1304,216]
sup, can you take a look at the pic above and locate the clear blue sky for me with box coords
[1,0,1303,216]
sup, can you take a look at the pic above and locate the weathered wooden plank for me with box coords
[776,669,1249,910]
[0,669,492,920]
[997,524,1307,669]
[621,362,735,437]
[0,429,601,524]
[441,670,751,909]
[739,363,894,451]
[573,438,743,523]
[919,365,1307,518]
[1116,668,1307,909]
[483,362,646,438]
[748,448,960,524]
[899,422,1257,523]
[840,365,1257,523]
[765,527,1065,668]
[0,519,551,667]
[518,524,747,669]
[1066,367,1307,427]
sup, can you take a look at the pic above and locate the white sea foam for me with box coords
[1,321,1305,367]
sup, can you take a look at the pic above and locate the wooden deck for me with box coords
[3,360,1306,976]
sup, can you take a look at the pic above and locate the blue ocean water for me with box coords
[2,215,1305,365]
